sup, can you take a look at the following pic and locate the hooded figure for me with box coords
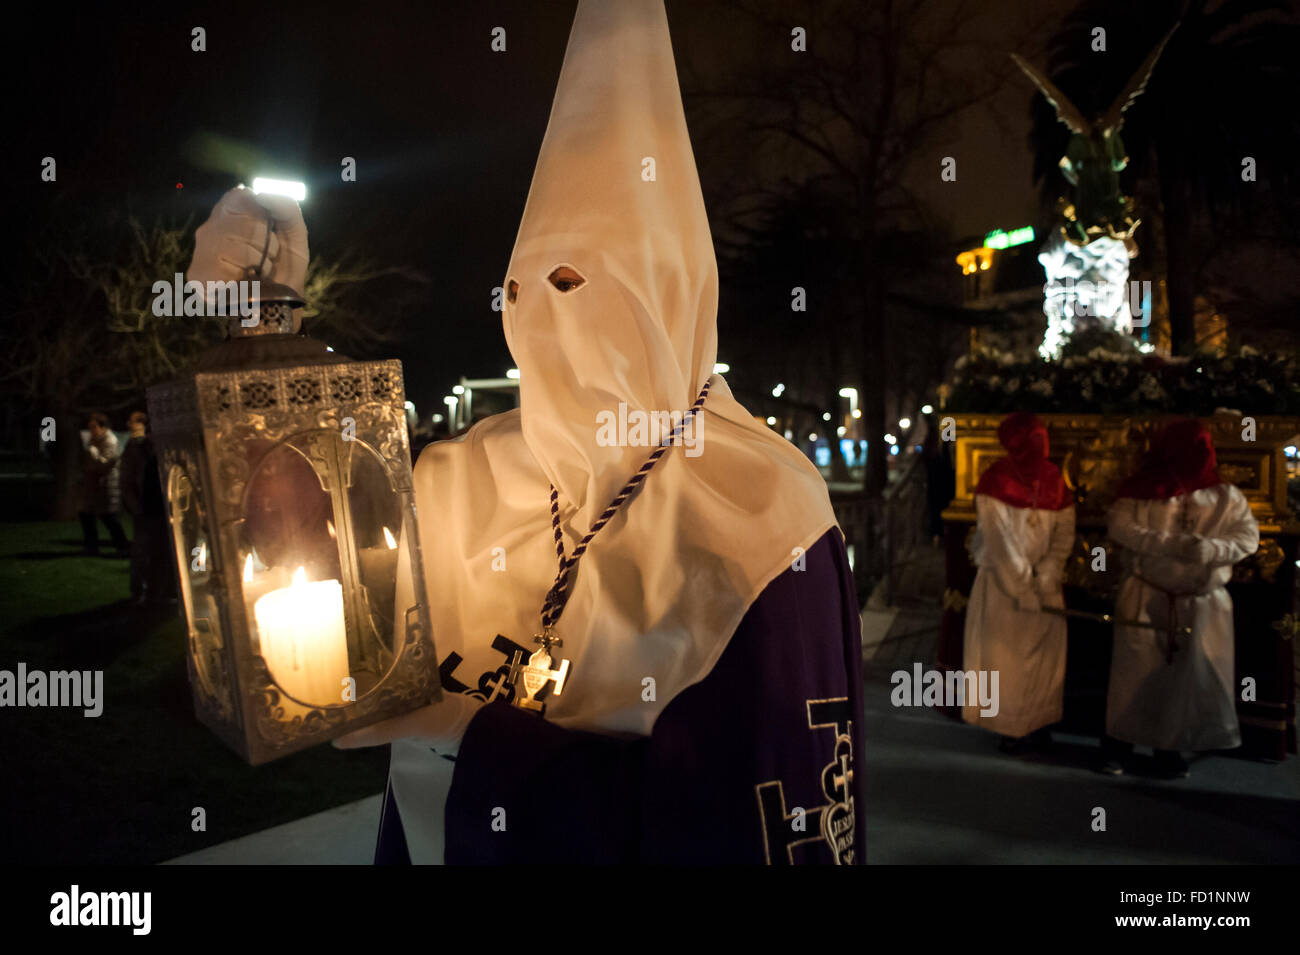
[338,0,864,864]
[1102,419,1259,776]
[963,413,1075,745]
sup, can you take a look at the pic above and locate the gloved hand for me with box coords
[1033,570,1062,599]
[1015,589,1042,614]
[332,692,484,757]
[189,186,310,295]
[1177,535,1216,566]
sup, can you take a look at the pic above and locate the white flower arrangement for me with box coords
[1136,374,1167,402]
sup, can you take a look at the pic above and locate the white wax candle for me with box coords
[254,567,350,705]
[358,526,400,599]
[241,553,290,609]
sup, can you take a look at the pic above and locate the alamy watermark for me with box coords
[891,663,999,717]
[595,403,703,457]
[1045,277,1152,328]
[151,273,260,323]
[50,885,150,935]
[0,663,103,717]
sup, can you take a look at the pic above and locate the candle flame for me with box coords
[243,553,254,583]
[292,566,307,587]
[326,520,336,539]
[383,526,397,549]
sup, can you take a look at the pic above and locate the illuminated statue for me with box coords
[1012,25,1177,357]
[1036,231,1136,358]
[1012,23,1176,251]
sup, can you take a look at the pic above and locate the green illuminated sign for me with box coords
[983,226,1035,250]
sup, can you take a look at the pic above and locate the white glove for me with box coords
[1178,535,1216,566]
[332,692,484,758]
[1033,563,1062,597]
[1015,589,1042,614]
[189,186,309,295]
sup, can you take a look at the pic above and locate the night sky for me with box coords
[9,0,1073,417]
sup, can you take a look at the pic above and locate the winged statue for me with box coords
[1012,22,1178,250]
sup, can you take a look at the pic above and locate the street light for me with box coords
[838,386,858,420]
[251,177,307,202]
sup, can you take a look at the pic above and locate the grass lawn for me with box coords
[0,521,391,864]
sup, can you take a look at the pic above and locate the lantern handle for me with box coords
[244,210,276,284]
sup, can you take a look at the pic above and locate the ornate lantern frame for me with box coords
[148,319,441,764]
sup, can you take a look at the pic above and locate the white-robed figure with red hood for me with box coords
[184,0,867,864]
[1100,419,1259,777]
[963,412,1075,749]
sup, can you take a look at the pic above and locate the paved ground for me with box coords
[860,543,1299,864]
[165,794,383,865]
[863,661,1300,864]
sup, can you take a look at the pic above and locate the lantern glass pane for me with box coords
[240,430,402,707]
[167,465,225,702]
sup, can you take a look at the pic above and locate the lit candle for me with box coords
[242,552,289,616]
[253,567,350,705]
[358,526,400,599]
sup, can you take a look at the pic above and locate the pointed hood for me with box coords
[503,0,718,521]
[976,412,1071,510]
[1117,418,1221,500]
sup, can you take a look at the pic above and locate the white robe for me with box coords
[962,494,1075,737]
[1105,483,1259,751]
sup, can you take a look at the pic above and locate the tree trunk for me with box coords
[861,264,888,496]
[1157,142,1197,355]
[52,410,84,521]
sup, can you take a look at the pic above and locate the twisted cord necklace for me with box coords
[508,378,712,712]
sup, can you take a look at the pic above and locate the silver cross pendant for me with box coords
[509,627,571,715]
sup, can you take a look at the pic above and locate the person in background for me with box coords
[119,411,175,605]
[1100,419,1259,778]
[79,411,129,557]
[962,412,1075,753]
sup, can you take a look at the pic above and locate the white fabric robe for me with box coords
[962,494,1075,737]
[1105,483,1259,751]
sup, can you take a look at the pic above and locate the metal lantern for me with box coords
[146,276,440,764]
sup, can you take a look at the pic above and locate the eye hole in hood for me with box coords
[547,265,586,293]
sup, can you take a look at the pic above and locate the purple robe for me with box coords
[375,528,865,864]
